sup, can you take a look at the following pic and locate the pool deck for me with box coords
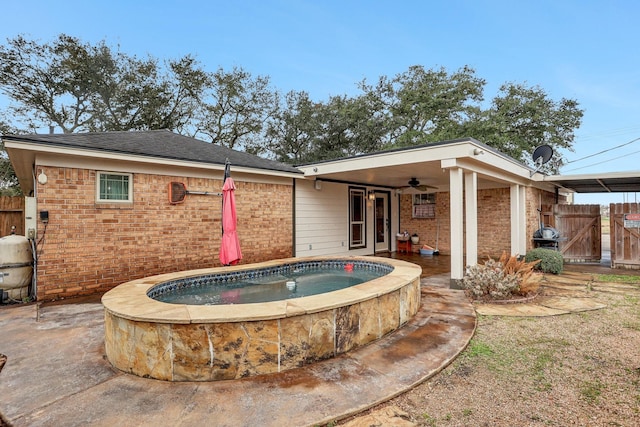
[0,257,476,427]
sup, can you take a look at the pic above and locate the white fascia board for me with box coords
[34,153,293,186]
[441,155,532,186]
[5,141,301,180]
[442,155,564,195]
[299,141,479,177]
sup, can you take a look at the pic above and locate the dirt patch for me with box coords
[335,275,640,426]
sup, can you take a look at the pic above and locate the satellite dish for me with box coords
[530,145,553,176]
[532,145,553,165]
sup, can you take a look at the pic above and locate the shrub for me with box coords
[524,248,564,274]
[462,252,540,300]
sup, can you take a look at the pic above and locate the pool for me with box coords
[149,260,391,305]
[102,256,422,382]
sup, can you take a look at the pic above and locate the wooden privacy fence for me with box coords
[540,204,601,262]
[610,203,640,269]
[554,204,601,262]
[0,196,24,237]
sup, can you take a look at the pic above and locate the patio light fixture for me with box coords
[368,190,376,201]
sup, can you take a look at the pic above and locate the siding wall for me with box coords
[35,165,293,301]
[295,180,381,256]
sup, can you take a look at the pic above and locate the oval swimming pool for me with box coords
[149,260,392,305]
[102,256,422,382]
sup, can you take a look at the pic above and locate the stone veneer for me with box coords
[102,256,422,382]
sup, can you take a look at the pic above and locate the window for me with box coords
[349,187,366,248]
[97,172,132,202]
[412,193,436,218]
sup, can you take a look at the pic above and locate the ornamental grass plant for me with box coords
[462,252,540,301]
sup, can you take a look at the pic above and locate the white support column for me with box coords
[519,185,527,256]
[464,171,478,268]
[510,184,527,256]
[450,167,464,281]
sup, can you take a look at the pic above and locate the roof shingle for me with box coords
[4,129,301,174]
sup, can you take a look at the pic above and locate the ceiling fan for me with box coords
[398,177,437,192]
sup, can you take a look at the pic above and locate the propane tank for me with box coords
[0,234,33,301]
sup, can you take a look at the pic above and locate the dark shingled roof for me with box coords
[4,129,302,175]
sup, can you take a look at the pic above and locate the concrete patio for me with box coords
[1,251,627,426]
[0,264,476,427]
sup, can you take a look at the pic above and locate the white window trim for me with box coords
[349,187,366,249]
[96,171,133,203]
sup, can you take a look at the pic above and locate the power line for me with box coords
[565,136,640,164]
[574,126,640,142]
[563,147,640,172]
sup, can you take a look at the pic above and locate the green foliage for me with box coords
[199,66,279,152]
[359,65,486,147]
[596,274,640,284]
[0,34,584,172]
[466,341,494,358]
[0,34,211,134]
[266,90,389,164]
[524,248,564,274]
[462,83,583,172]
[580,379,604,404]
[0,135,19,195]
[271,65,582,168]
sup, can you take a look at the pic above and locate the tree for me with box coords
[266,91,389,164]
[0,34,209,133]
[358,65,486,148]
[0,34,583,174]
[265,90,318,163]
[0,115,19,195]
[195,66,279,152]
[462,83,583,172]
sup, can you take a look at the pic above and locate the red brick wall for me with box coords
[399,193,448,252]
[400,187,563,258]
[35,166,293,301]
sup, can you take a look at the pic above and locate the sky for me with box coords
[1,0,639,205]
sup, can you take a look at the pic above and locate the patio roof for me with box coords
[297,138,561,194]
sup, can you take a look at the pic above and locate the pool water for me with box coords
[154,266,384,305]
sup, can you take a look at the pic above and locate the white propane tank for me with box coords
[0,234,33,301]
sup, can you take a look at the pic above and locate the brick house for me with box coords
[4,130,302,301]
[5,131,569,300]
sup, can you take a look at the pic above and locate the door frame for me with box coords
[374,191,391,252]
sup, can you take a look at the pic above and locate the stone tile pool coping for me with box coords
[102,255,422,324]
[101,255,424,382]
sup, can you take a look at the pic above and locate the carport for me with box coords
[543,171,640,268]
[544,171,640,194]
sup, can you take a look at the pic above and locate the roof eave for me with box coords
[4,139,303,181]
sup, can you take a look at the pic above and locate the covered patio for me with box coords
[297,137,565,284]
[379,251,451,279]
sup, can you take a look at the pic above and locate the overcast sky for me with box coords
[2,0,639,205]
